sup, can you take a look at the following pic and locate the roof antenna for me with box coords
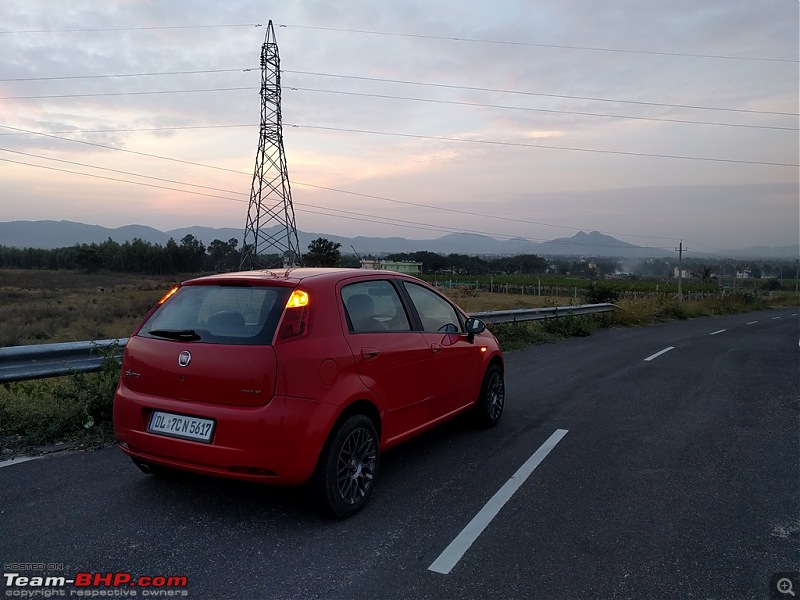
[351,245,365,268]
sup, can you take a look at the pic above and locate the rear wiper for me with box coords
[146,329,201,341]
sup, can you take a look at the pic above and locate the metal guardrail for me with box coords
[0,339,127,384]
[471,303,617,325]
[0,304,615,384]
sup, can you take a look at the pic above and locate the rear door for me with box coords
[339,278,433,442]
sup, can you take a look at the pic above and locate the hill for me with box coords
[0,220,796,259]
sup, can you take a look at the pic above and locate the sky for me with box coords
[0,0,797,254]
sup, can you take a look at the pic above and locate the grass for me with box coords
[0,268,797,457]
[0,270,176,456]
[0,343,122,455]
[0,269,177,347]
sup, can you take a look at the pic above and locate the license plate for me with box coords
[147,411,215,443]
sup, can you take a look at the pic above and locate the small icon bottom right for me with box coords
[771,573,799,599]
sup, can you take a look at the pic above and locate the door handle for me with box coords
[361,347,380,360]
[431,343,442,354]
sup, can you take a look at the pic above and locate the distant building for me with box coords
[360,259,422,275]
[673,267,692,278]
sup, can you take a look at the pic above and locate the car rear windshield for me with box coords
[139,284,291,345]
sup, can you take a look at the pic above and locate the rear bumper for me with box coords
[113,384,337,485]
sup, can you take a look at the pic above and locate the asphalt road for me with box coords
[1,308,798,600]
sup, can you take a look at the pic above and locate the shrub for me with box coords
[541,314,593,337]
[761,279,784,291]
[585,281,620,304]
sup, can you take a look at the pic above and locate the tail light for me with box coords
[276,289,310,341]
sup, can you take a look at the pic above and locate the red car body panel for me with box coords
[121,336,279,408]
[113,268,503,485]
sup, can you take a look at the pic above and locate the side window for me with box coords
[403,282,462,333]
[341,280,412,334]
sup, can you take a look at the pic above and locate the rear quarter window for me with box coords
[140,285,291,345]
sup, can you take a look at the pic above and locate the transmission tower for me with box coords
[240,20,302,270]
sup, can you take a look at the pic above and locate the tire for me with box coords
[313,414,380,518]
[474,364,505,427]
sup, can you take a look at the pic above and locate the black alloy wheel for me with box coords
[314,414,379,518]
[475,364,505,427]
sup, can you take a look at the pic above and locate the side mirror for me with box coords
[464,317,486,341]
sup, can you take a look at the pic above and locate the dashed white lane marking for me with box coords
[710,329,726,335]
[747,321,758,325]
[428,429,568,575]
[644,347,675,362]
[772,317,782,320]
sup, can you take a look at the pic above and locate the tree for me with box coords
[305,237,341,267]
[207,238,239,272]
[75,244,101,272]
[179,234,206,272]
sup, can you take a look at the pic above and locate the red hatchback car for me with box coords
[114,268,504,517]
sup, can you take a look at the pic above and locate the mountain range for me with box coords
[0,220,797,260]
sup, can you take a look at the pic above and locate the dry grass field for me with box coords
[0,270,583,348]
[2,269,794,348]
[0,269,179,347]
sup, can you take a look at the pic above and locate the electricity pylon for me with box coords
[240,20,302,270]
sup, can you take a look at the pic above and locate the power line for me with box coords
[3,124,793,251]
[8,84,793,132]
[0,145,681,248]
[6,83,793,132]
[0,156,247,204]
[0,124,249,175]
[0,124,784,245]
[3,66,793,118]
[0,152,508,240]
[276,23,798,64]
[0,124,258,136]
[2,19,791,63]
[9,120,793,176]
[0,148,250,197]
[0,24,263,34]
[2,87,255,100]
[0,68,256,82]
[289,181,682,244]
[298,203,533,241]
[283,70,799,117]
[2,19,789,63]
[285,123,799,168]
[3,153,666,250]
[287,87,797,132]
